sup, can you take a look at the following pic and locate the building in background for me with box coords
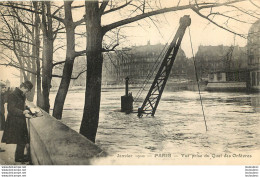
[58,40,255,92]
[247,19,260,91]
[194,45,249,92]
[204,19,260,92]
[195,45,247,81]
[102,42,191,85]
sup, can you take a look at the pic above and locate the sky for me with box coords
[0,0,259,86]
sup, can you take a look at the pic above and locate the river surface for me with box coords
[49,88,260,163]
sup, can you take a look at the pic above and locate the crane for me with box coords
[137,15,191,118]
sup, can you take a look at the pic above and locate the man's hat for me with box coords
[23,80,33,91]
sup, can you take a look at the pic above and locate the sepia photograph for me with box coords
[0,0,259,172]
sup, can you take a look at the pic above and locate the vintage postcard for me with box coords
[0,0,259,170]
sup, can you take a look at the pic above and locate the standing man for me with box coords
[1,81,33,162]
[0,81,7,152]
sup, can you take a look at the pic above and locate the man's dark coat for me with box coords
[1,88,28,144]
[0,92,6,130]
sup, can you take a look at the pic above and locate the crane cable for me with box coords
[133,29,178,104]
[188,27,208,132]
[133,43,168,104]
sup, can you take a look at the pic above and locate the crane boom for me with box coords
[138,15,191,118]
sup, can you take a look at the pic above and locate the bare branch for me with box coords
[194,0,246,10]
[1,14,35,29]
[105,52,118,70]
[73,16,86,27]
[128,3,145,16]
[52,4,64,16]
[99,0,109,15]
[0,2,65,24]
[102,43,119,52]
[0,2,36,13]
[103,0,248,35]
[53,19,63,40]
[54,45,66,53]
[10,7,33,34]
[191,6,246,38]
[103,0,133,15]
[0,63,37,75]
[7,40,36,49]
[71,69,87,79]
[0,38,35,46]
[51,13,65,24]
[52,60,66,68]
[0,52,17,63]
[71,4,85,9]
[52,50,86,67]
[53,27,66,34]
[52,69,87,80]
[226,4,260,19]
[249,0,260,8]
[177,0,181,7]
[207,12,254,24]
[74,50,87,57]
[103,4,193,33]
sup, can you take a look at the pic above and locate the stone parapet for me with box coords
[27,102,106,165]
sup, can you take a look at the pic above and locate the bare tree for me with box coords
[80,0,260,142]
[0,2,67,111]
[52,1,87,120]
[32,2,43,107]
[1,0,259,143]
[0,3,37,101]
[0,1,87,114]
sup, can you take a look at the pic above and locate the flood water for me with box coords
[49,88,260,162]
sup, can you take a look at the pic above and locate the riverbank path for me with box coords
[0,131,29,165]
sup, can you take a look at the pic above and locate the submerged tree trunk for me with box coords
[53,1,75,119]
[80,1,103,143]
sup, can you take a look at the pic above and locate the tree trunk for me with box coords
[41,1,53,113]
[80,1,103,143]
[42,36,53,112]
[27,30,36,102]
[27,61,36,102]
[53,1,75,119]
[33,2,43,108]
[36,21,43,108]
